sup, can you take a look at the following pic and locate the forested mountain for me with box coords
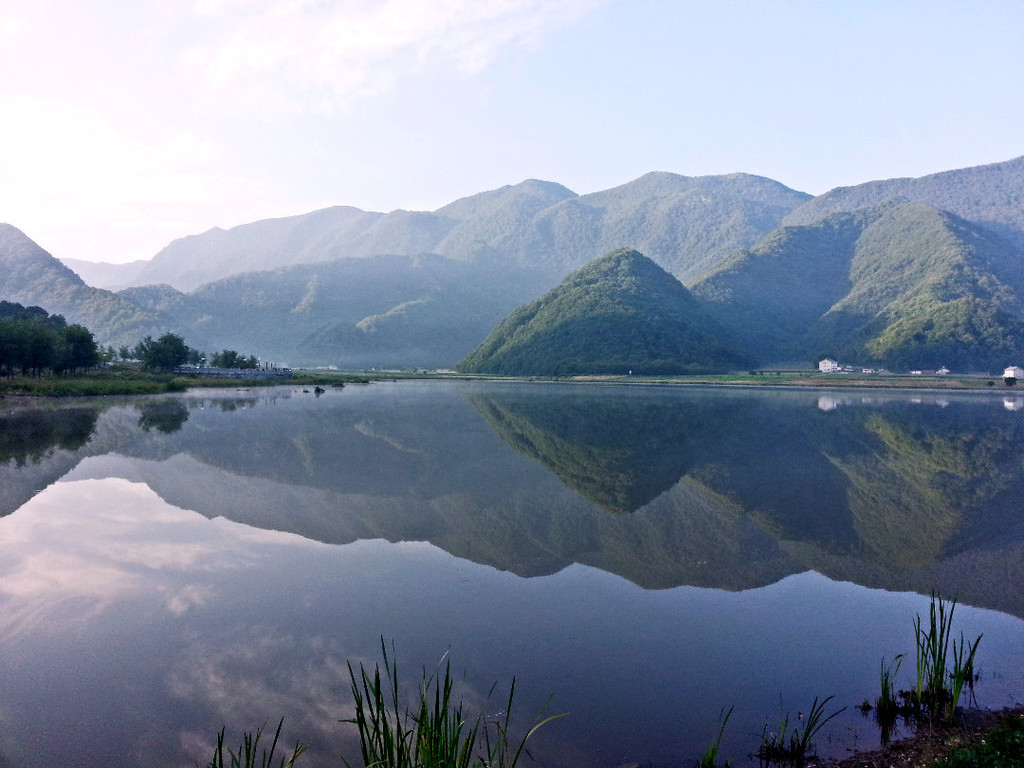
[133,206,385,291]
[784,155,1024,248]
[0,224,167,347]
[542,172,811,281]
[5,156,1023,370]
[693,202,1024,370]
[71,173,809,291]
[458,248,752,375]
[121,253,551,368]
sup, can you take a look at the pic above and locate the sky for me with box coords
[1,0,1022,265]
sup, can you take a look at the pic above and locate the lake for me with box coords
[0,380,1022,767]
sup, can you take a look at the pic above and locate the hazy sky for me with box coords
[1,0,1022,264]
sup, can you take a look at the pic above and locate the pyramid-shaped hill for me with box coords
[457,248,753,376]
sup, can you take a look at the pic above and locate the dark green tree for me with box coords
[136,333,191,372]
[210,349,259,369]
[0,319,26,376]
[0,304,100,377]
[22,322,60,376]
[59,325,100,374]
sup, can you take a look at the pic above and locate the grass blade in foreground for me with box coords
[909,593,983,720]
[207,718,307,768]
[757,695,845,767]
[341,638,566,768]
[697,705,733,768]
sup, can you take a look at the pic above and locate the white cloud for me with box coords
[0,478,318,639]
[166,627,358,751]
[182,0,607,113]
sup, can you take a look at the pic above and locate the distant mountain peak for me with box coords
[0,222,40,246]
[0,224,167,346]
[0,223,82,283]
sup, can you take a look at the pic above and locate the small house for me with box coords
[1004,366,1024,379]
[818,358,841,373]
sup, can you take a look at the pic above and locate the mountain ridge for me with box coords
[693,200,1024,370]
[0,224,168,347]
[58,171,811,292]
[3,155,1023,370]
[784,155,1024,248]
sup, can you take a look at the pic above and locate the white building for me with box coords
[818,358,841,373]
[1004,366,1024,379]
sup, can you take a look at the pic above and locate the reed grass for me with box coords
[876,654,905,721]
[697,705,733,768]
[201,595,989,767]
[913,592,954,712]
[757,695,845,767]
[910,593,982,719]
[950,632,982,715]
[0,374,182,396]
[479,677,565,768]
[341,638,565,768]
[874,654,906,745]
[207,718,307,768]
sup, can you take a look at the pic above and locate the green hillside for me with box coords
[0,224,166,347]
[457,248,752,375]
[693,203,1024,370]
[817,203,1024,369]
[119,252,552,368]
[784,155,1024,248]
[689,209,871,360]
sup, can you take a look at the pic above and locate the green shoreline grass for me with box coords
[0,367,373,397]
[5,346,1024,400]
[559,371,1020,390]
[3,366,1019,398]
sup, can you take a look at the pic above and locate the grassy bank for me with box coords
[423,366,1021,390]
[827,707,1024,768]
[3,365,1021,397]
[562,371,1022,390]
[0,366,373,397]
[0,369,191,396]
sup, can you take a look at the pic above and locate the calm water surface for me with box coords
[0,381,1022,767]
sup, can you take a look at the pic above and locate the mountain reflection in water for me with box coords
[2,381,1024,768]
[2,382,1023,617]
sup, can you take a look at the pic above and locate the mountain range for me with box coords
[2,156,1023,370]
